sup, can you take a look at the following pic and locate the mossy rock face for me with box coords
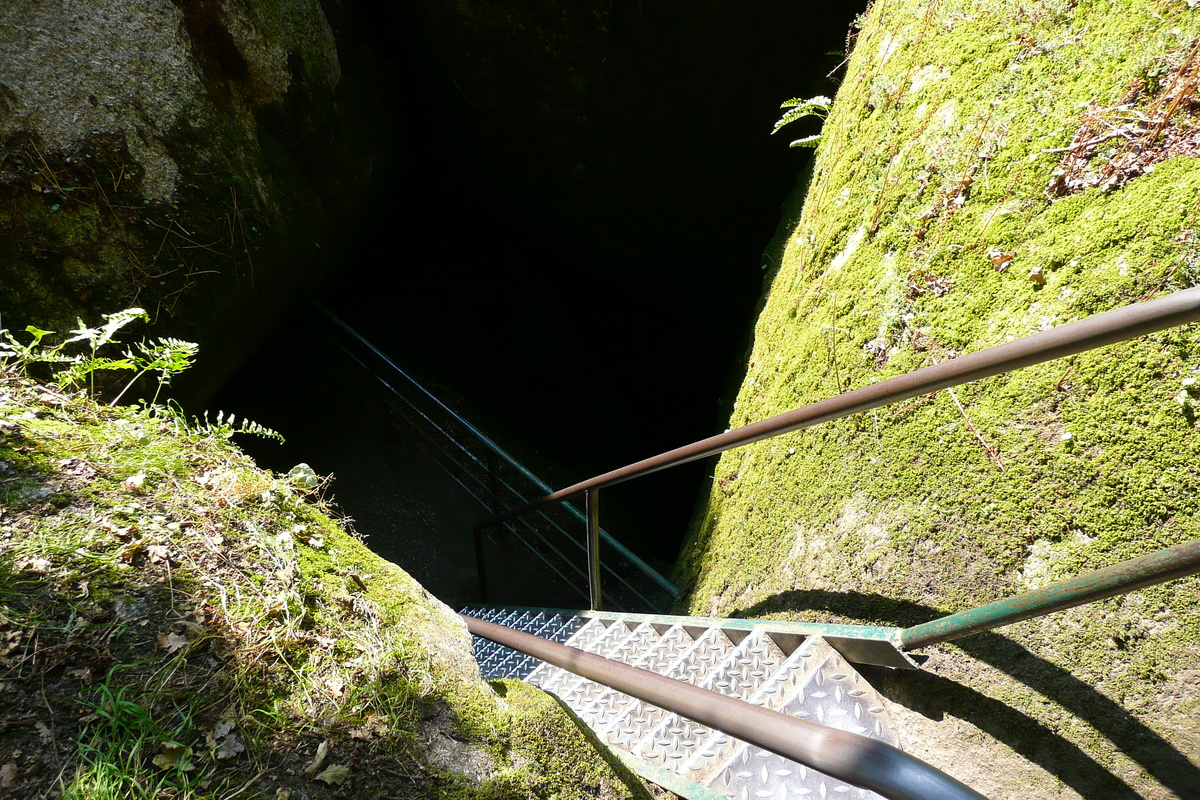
[0,367,654,799]
[677,1,1200,797]
[0,0,380,402]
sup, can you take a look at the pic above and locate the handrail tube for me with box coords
[312,300,538,482]
[899,539,1200,650]
[481,288,1200,528]
[313,301,677,598]
[447,448,664,608]
[399,413,663,610]
[379,409,598,601]
[463,615,987,800]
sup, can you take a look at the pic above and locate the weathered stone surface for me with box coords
[0,0,371,401]
[677,2,1200,798]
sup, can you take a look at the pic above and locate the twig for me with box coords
[946,385,1004,471]
[1053,366,1074,392]
[934,357,1004,471]
[0,717,39,731]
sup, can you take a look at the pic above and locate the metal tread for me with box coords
[462,606,895,800]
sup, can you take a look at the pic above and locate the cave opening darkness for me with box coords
[214,2,864,607]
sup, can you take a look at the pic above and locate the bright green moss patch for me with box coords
[678,1,1200,796]
[0,367,650,800]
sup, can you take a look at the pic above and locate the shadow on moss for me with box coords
[735,589,1199,799]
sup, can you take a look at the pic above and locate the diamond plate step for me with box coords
[631,629,781,770]
[579,623,695,736]
[461,607,899,800]
[469,608,583,680]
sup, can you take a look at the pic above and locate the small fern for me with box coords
[110,337,200,406]
[173,408,285,443]
[771,95,832,148]
[1,309,281,443]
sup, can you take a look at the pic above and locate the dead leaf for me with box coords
[68,667,95,684]
[275,789,292,800]
[986,248,1014,270]
[156,632,189,653]
[349,714,389,741]
[205,717,245,760]
[314,765,350,786]
[35,721,52,743]
[123,472,146,492]
[0,762,16,789]
[215,734,245,760]
[152,742,194,771]
[145,544,170,563]
[1,629,23,658]
[1028,265,1046,285]
[303,740,331,779]
[120,541,144,564]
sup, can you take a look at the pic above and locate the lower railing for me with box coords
[897,538,1200,650]
[308,300,677,612]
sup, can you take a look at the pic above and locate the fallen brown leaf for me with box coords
[314,764,350,786]
[303,740,331,779]
[156,632,189,654]
[152,742,194,771]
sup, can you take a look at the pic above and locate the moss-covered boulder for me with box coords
[677,2,1200,797]
[0,0,385,402]
[0,365,654,799]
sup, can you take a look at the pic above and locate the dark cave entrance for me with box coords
[213,1,865,608]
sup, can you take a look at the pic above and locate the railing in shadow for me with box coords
[308,300,677,613]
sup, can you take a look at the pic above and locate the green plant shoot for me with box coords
[772,95,832,148]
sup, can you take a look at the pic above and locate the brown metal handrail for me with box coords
[477,287,1200,607]
[463,614,988,800]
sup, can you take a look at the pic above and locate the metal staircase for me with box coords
[462,606,903,800]
[318,290,1200,800]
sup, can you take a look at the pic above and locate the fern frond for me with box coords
[771,95,833,136]
[55,356,135,388]
[185,409,284,443]
[788,134,823,148]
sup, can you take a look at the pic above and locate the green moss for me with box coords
[677,1,1200,795]
[0,369,652,799]
[474,680,653,800]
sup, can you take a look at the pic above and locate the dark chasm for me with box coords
[213,2,865,609]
